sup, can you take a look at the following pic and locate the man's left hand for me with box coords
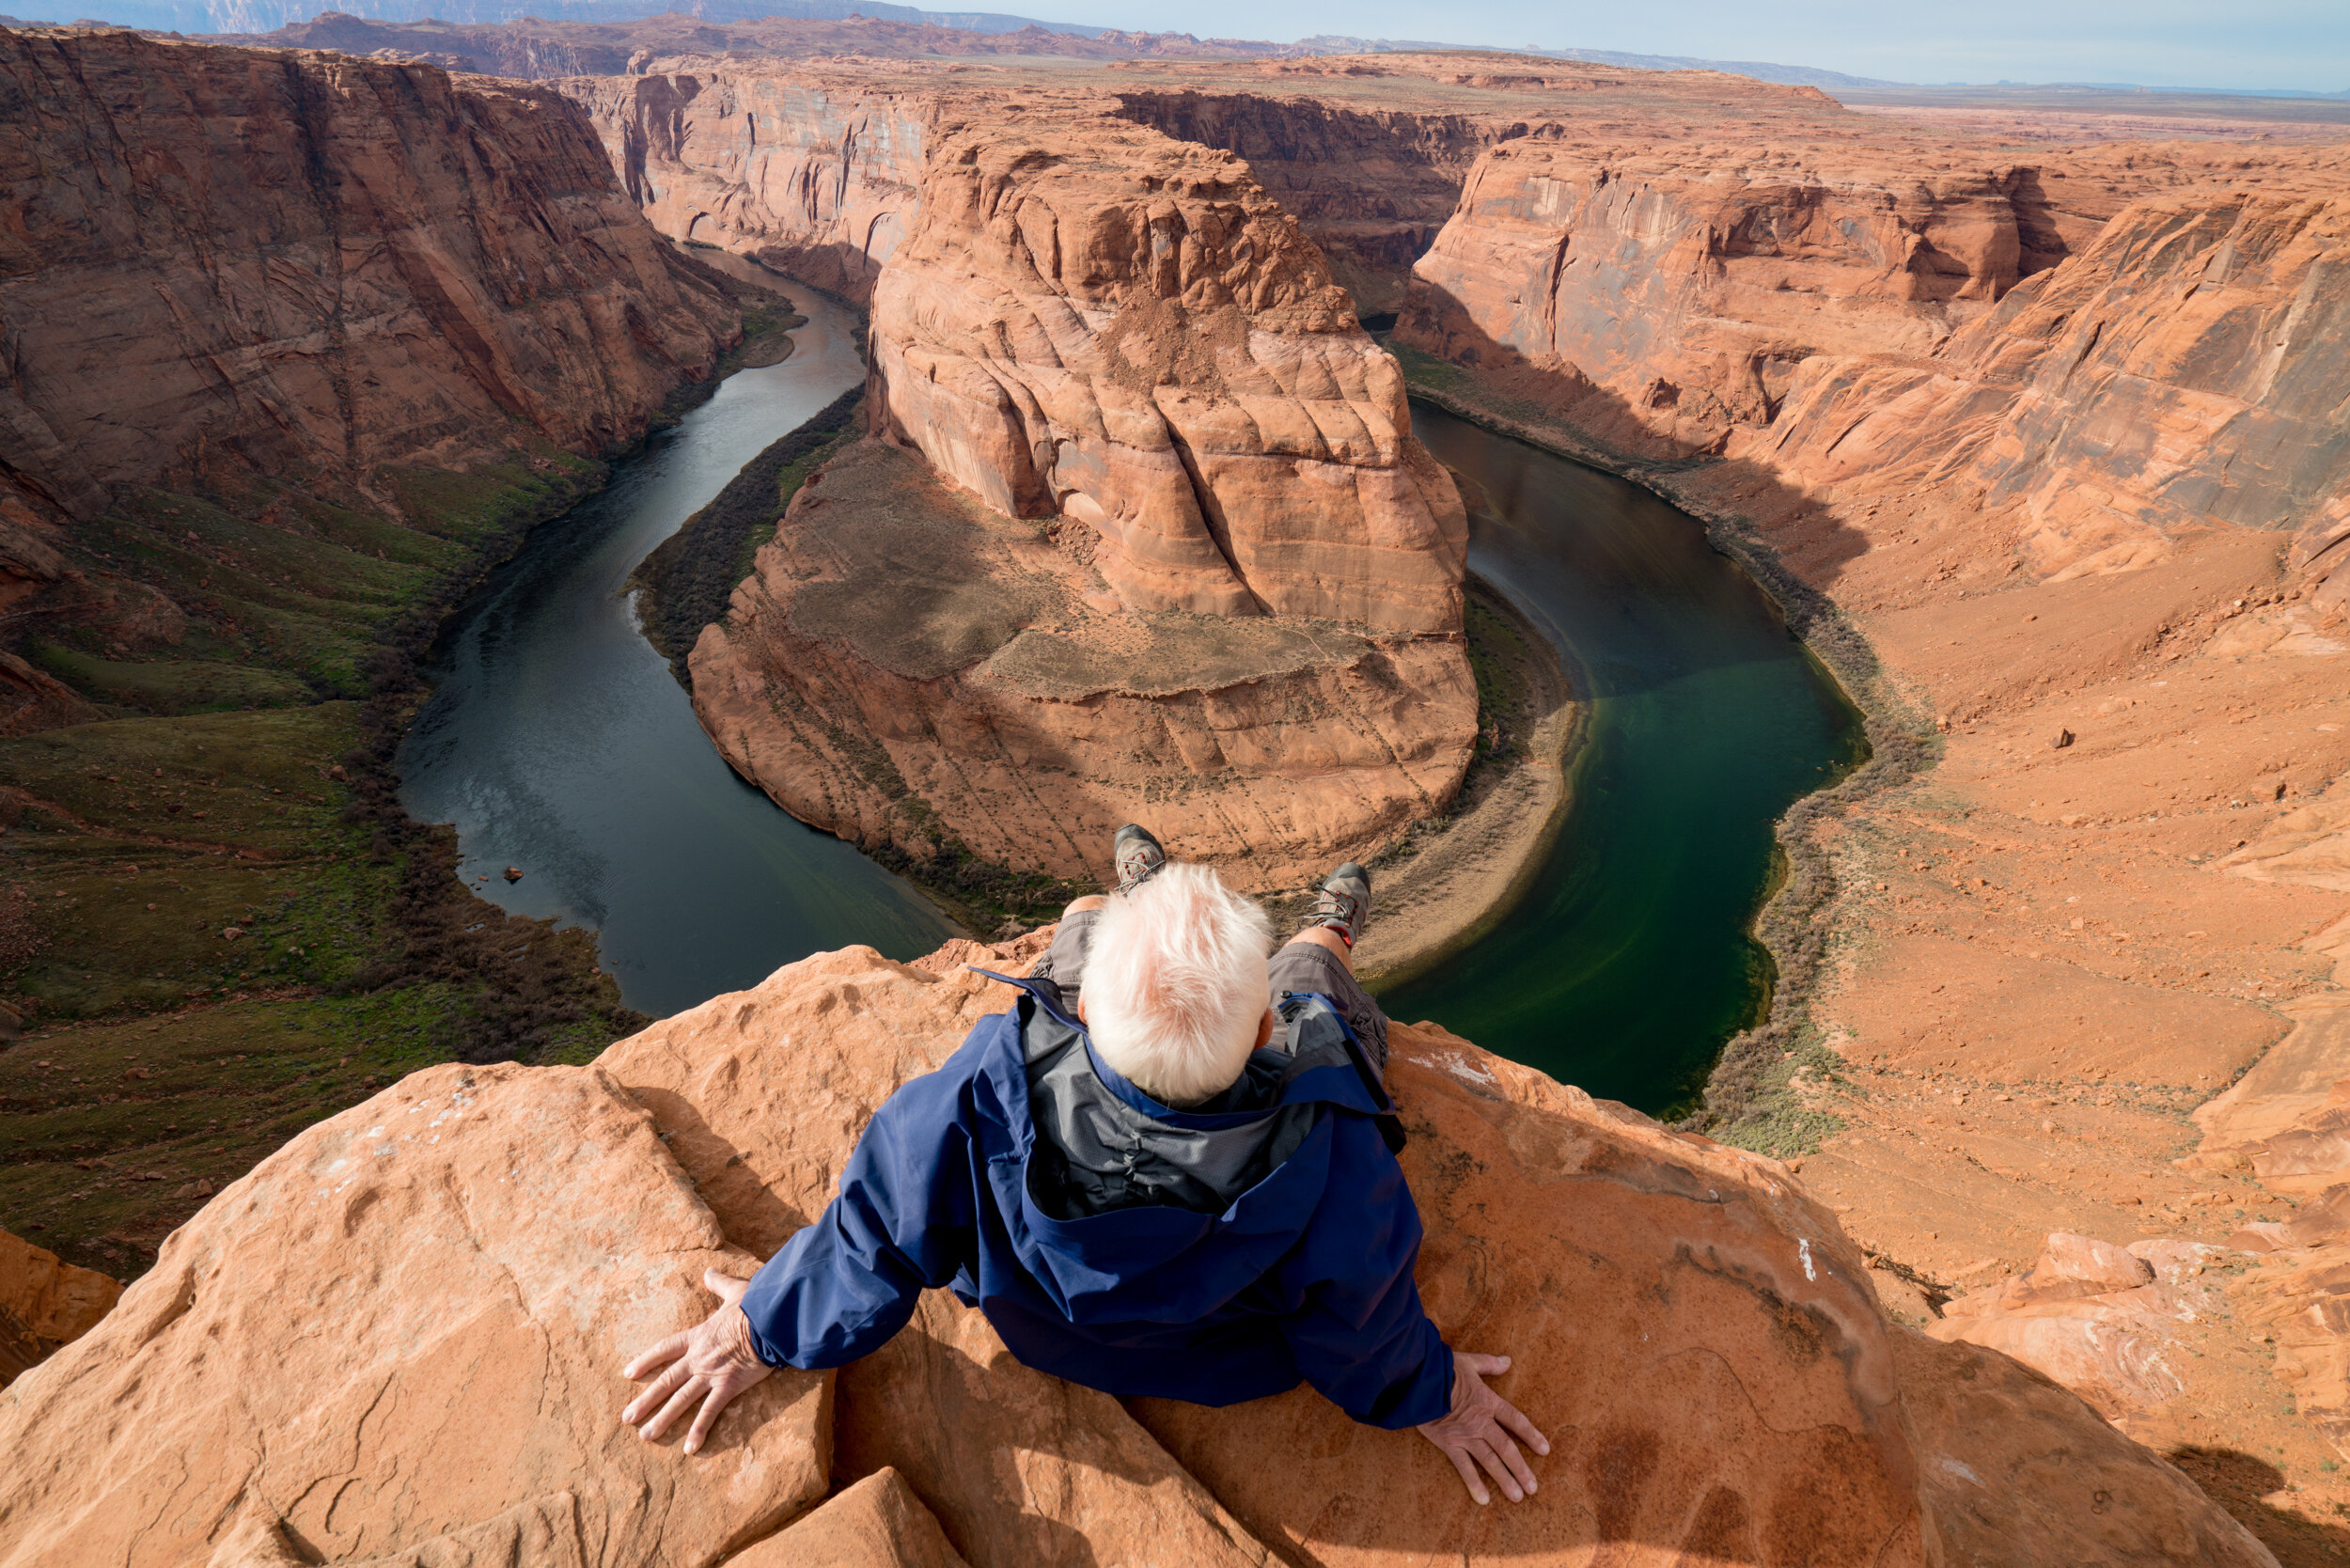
[621,1268,774,1455]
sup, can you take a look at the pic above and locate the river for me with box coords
[400,300,1861,1115]
[1381,408,1867,1116]
[398,292,953,1018]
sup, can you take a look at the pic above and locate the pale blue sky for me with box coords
[1054,0,2348,93]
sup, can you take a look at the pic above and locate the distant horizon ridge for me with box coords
[2,2,2342,99]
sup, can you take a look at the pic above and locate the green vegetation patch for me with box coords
[28,646,312,713]
[0,704,638,1279]
[47,460,603,715]
[632,385,866,682]
[0,440,659,1282]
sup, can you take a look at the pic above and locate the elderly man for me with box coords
[621,826,1547,1506]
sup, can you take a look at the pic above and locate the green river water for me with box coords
[1382,407,1868,1117]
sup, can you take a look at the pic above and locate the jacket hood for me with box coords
[965,974,1396,1327]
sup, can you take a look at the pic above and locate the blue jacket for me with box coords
[738,978,1453,1428]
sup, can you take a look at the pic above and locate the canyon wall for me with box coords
[0,29,742,529]
[1397,131,2350,580]
[0,936,2271,1566]
[563,70,931,304]
[1748,174,2350,581]
[1395,139,2086,456]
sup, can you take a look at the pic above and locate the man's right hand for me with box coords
[1416,1350,1549,1505]
[621,1268,774,1456]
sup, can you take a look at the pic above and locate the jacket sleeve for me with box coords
[1277,1116,1454,1429]
[736,1044,986,1370]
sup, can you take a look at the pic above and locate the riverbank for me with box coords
[1347,581,1581,990]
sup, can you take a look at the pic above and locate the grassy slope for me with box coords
[0,406,777,1279]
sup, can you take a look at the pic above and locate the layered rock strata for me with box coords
[864,114,1467,632]
[562,71,930,304]
[0,934,2266,1564]
[1106,90,1496,315]
[688,439,1473,890]
[0,29,741,530]
[1396,125,2350,580]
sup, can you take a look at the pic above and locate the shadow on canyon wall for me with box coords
[1391,283,1877,665]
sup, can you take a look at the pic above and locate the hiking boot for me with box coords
[1303,862,1371,948]
[1112,823,1167,894]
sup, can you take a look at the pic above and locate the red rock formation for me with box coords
[730,1468,965,1568]
[865,114,1467,633]
[1923,1232,2220,1418]
[0,28,740,529]
[1745,170,2350,581]
[686,439,1473,891]
[0,1226,118,1388]
[0,940,2275,1560]
[1107,90,1496,315]
[1397,139,2080,457]
[0,933,2273,1563]
[0,1061,831,1567]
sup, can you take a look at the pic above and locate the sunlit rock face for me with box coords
[0,939,2268,1566]
[563,71,932,306]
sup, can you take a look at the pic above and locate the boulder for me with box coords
[1927,1232,2192,1418]
[729,1469,965,1568]
[0,1063,830,1568]
[2028,1231,2159,1294]
[0,1226,120,1388]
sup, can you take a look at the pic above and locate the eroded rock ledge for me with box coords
[0,934,2267,1566]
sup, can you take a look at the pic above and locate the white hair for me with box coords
[1084,863,1274,1108]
